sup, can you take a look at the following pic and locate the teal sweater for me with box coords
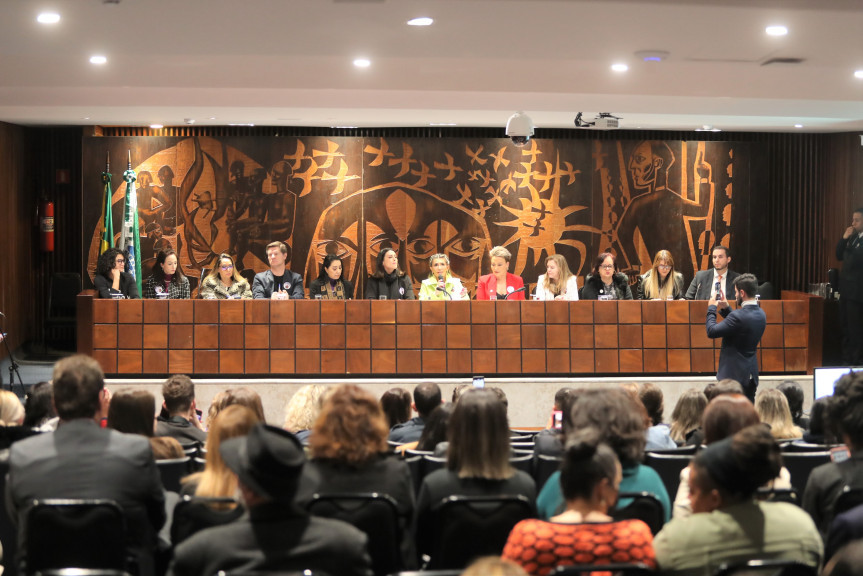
[536,463,671,521]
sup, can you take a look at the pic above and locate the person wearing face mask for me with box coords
[309,254,354,299]
[476,246,525,300]
[418,253,468,301]
[580,252,633,300]
[706,273,767,403]
[533,254,579,301]
[143,249,190,299]
[365,247,415,300]
[252,241,304,300]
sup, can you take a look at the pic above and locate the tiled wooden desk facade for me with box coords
[77,292,809,376]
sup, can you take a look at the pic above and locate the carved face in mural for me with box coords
[628,141,660,187]
[308,184,491,296]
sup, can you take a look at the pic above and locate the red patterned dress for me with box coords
[502,518,656,576]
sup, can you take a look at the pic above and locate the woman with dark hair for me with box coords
[672,393,791,519]
[415,403,454,454]
[580,252,633,300]
[503,429,657,575]
[655,425,822,574]
[381,387,412,430]
[94,247,140,299]
[143,249,190,299]
[365,247,415,300]
[802,396,834,444]
[23,382,57,430]
[199,253,252,299]
[638,382,676,450]
[309,254,354,299]
[638,250,685,300]
[536,388,670,520]
[296,384,416,568]
[107,388,157,436]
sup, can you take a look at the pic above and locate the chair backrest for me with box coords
[26,499,127,574]
[756,487,800,506]
[757,282,775,300]
[48,273,82,316]
[170,496,244,547]
[156,457,192,493]
[551,563,654,575]
[533,454,563,493]
[781,452,831,492]
[510,441,535,451]
[197,268,211,298]
[833,486,863,517]
[509,454,533,475]
[34,570,132,576]
[306,493,402,576]
[781,442,840,453]
[386,572,462,576]
[0,460,18,576]
[426,494,534,569]
[644,452,692,502]
[712,559,817,576]
[510,429,539,440]
[239,269,256,286]
[611,492,665,535]
[421,454,447,480]
[646,445,697,455]
[404,455,424,496]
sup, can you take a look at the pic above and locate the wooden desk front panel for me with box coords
[79,294,809,376]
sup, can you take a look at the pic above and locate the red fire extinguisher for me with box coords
[40,200,54,252]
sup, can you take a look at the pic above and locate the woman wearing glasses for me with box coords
[199,253,252,299]
[638,250,685,300]
[580,252,633,300]
[94,248,140,299]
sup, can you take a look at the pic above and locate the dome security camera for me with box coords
[506,112,534,147]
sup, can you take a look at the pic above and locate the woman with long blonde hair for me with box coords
[181,404,261,498]
[199,253,252,299]
[755,388,803,440]
[638,250,685,300]
[534,254,579,301]
[283,384,328,443]
[669,388,708,445]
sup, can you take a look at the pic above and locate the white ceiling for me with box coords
[1,0,863,132]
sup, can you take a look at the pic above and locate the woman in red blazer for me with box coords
[476,245,525,300]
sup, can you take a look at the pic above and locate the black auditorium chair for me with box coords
[156,456,192,493]
[509,454,533,475]
[306,493,402,576]
[713,559,817,576]
[404,455,424,496]
[644,451,692,501]
[781,442,840,453]
[611,492,665,535]
[781,451,831,492]
[833,486,863,517]
[552,564,654,575]
[756,487,800,506]
[386,572,461,576]
[533,454,563,493]
[419,494,534,570]
[170,496,245,547]
[25,499,128,575]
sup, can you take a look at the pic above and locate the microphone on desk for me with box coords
[504,287,526,300]
[436,275,452,300]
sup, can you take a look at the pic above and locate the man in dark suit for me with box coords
[837,208,863,365]
[388,382,442,444]
[6,355,166,576]
[705,273,767,402]
[685,245,739,300]
[155,374,207,445]
[252,240,304,299]
[168,424,372,576]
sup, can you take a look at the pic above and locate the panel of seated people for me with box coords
[80,292,809,376]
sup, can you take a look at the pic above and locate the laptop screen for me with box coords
[813,367,861,400]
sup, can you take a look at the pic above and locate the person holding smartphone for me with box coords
[155,374,206,445]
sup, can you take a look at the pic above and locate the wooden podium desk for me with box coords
[77,291,810,377]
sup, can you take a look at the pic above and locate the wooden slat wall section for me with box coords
[0,122,35,357]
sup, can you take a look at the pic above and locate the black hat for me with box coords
[220,424,306,501]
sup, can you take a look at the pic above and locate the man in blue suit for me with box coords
[706,273,767,402]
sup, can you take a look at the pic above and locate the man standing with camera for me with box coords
[837,208,863,366]
[706,273,767,402]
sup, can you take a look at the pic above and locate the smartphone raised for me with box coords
[472,376,485,389]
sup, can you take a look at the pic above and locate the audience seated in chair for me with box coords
[654,425,822,575]
[156,375,206,445]
[536,388,670,521]
[804,370,863,537]
[389,382,442,444]
[167,424,372,576]
[282,384,328,443]
[295,384,417,571]
[503,427,656,575]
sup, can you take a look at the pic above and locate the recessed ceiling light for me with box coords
[611,63,628,72]
[635,50,669,62]
[89,55,107,65]
[150,124,163,129]
[353,58,371,68]
[766,25,788,36]
[854,70,863,79]
[228,123,255,127]
[82,117,90,120]
[37,12,60,24]
[407,17,433,26]
[695,125,721,132]
[209,117,216,120]
[429,123,457,127]
[794,124,803,128]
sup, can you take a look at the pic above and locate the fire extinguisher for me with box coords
[39,199,54,252]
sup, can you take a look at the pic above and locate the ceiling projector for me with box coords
[574,112,621,130]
